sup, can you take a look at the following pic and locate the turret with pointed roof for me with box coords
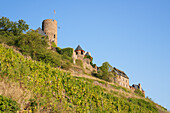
[75,45,84,52]
[74,45,85,60]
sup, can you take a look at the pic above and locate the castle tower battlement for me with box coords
[42,19,57,47]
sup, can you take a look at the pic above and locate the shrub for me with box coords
[61,61,72,70]
[60,48,73,57]
[0,95,20,112]
[62,54,73,62]
[51,42,56,47]
[76,59,83,68]
[35,49,62,67]
[134,89,144,97]
[56,47,61,54]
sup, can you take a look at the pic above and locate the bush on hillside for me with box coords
[75,59,83,68]
[0,95,20,112]
[17,30,49,56]
[61,61,72,70]
[56,47,73,57]
[60,48,73,57]
[94,62,114,82]
[51,42,57,47]
[56,47,61,54]
[134,89,145,97]
[35,49,62,67]
[62,54,73,63]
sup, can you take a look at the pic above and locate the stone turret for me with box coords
[75,45,85,59]
[42,19,57,47]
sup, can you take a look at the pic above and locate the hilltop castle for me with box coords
[37,19,57,47]
[37,19,145,96]
[72,45,97,72]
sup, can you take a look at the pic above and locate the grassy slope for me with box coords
[0,44,168,113]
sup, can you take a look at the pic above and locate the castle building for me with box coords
[130,83,145,96]
[112,67,130,88]
[75,45,85,60]
[36,19,145,95]
[72,45,97,72]
[37,19,57,47]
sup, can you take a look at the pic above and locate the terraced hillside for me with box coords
[0,44,168,113]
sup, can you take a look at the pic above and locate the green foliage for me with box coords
[128,98,158,112]
[56,47,73,57]
[35,49,62,67]
[28,99,37,112]
[56,47,61,54]
[60,48,73,57]
[0,17,12,31]
[17,30,49,56]
[0,45,161,112]
[84,55,93,62]
[0,31,18,46]
[0,28,73,68]
[0,16,29,35]
[61,61,72,70]
[84,55,96,68]
[92,63,96,68]
[0,95,20,112]
[76,59,83,68]
[51,42,56,47]
[100,62,113,72]
[95,62,114,82]
[134,89,145,97]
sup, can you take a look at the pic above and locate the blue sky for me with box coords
[1,0,170,110]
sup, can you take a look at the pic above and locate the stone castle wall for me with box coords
[72,50,97,73]
[42,19,57,47]
[116,76,129,88]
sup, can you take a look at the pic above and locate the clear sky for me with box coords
[1,0,170,110]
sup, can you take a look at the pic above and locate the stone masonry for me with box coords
[42,19,57,47]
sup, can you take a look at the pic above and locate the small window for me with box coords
[81,51,83,55]
[76,52,78,55]
[54,34,55,38]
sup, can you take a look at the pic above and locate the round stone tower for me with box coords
[42,19,57,47]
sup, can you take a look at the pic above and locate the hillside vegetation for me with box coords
[0,17,168,112]
[0,43,167,113]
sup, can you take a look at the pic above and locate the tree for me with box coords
[100,62,113,73]
[18,30,49,56]
[0,17,12,31]
[12,19,29,35]
[97,62,114,82]
[11,19,29,35]
[0,17,29,35]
